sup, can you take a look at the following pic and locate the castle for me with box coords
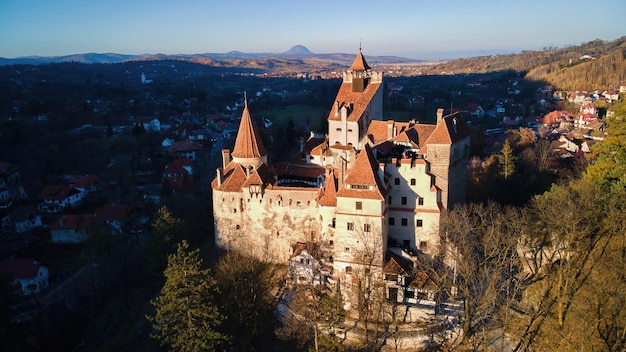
[211,49,470,287]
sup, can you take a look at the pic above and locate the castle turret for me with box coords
[231,99,268,169]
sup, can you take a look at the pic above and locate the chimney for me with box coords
[299,137,305,152]
[436,108,444,125]
[341,106,348,122]
[338,157,347,190]
[334,101,340,117]
[387,120,394,139]
[216,168,223,187]
[221,149,231,169]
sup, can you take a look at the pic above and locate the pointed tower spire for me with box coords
[231,93,268,168]
[348,45,371,71]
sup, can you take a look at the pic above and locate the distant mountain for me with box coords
[0,46,418,66]
[283,45,313,56]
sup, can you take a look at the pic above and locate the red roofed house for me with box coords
[166,138,203,161]
[50,214,96,243]
[68,174,100,195]
[38,185,85,213]
[0,258,49,295]
[162,158,194,192]
[212,48,469,312]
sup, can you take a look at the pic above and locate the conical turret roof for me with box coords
[348,49,371,71]
[231,102,267,159]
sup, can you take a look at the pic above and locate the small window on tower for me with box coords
[356,201,362,210]
[418,197,424,205]
[394,178,400,185]
[410,178,416,185]
[416,219,423,227]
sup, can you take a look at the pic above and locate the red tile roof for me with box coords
[317,170,338,207]
[50,214,95,230]
[37,185,80,200]
[0,259,45,279]
[337,145,388,200]
[327,82,382,123]
[231,104,267,159]
[68,174,100,189]
[349,49,371,71]
[424,111,470,145]
[167,139,203,153]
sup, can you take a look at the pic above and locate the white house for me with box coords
[1,206,42,234]
[37,185,85,213]
[288,243,323,287]
[0,258,49,295]
[50,214,95,243]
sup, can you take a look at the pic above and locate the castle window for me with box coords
[345,246,350,252]
[356,201,362,210]
[329,256,334,262]
[364,224,371,232]
[418,197,424,205]
[420,241,428,249]
[235,224,241,230]
[345,266,352,273]
[347,222,354,231]
[331,218,336,228]
[401,197,407,205]
[394,178,400,185]
[336,128,342,131]
[329,240,334,247]
[416,219,423,227]
[410,178,416,186]
[388,196,392,204]
[385,274,398,282]
[401,218,408,226]
[389,217,395,226]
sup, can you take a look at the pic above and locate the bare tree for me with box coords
[419,202,527,350]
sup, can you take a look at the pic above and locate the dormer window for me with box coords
[250,184,262,195]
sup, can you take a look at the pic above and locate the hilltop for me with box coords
[422,36,626,90]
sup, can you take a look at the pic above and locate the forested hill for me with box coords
[427,36,626,91]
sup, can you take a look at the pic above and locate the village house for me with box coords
[166,138,203,161]
[68,174,101,195]
[161,158,194,192]
[211,49,470,310]
[0,161,28,209]
[1,206,42,234]
[50,213,96,243]
[0,258,49,295]
[37,185,86,213]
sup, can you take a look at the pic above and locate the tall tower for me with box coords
[424,109,470,208]
[327,49,383,150]
[230,99,268,169]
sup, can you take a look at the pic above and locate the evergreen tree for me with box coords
[147,240,226,352]
[497,139,516,179]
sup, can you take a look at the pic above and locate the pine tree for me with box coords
[147,240,226,352]
[497,139,516,179]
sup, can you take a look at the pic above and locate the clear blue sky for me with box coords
[1,0,624,60]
